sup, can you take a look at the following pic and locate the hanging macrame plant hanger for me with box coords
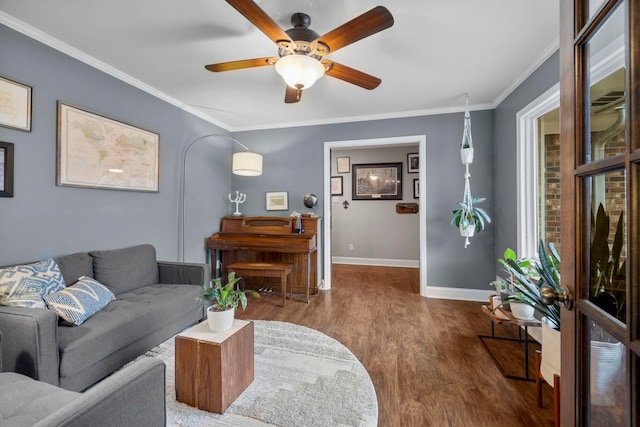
[460,95,475,247]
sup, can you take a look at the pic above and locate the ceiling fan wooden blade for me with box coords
[205,57,277,72]
[323,61,381,90]
[225,0,292,44]
[314,6,393,54]
[284,85,302,103]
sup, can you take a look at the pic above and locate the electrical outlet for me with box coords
[349,243,354,251]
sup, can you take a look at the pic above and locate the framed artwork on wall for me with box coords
[0,141,14,197]
[407,153,419,173]
[352,162,403,200]
[336,156,350,173]
[0,76,32,132]
[266,191,288,210]
[57,103,160,192]
[331,176,343,195]
[413,179,419,199]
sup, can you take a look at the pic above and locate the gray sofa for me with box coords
[0,244,209,391]
[0,331,167,427]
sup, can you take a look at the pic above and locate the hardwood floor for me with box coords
[236,264,555,426]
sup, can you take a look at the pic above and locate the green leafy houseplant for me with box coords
[451,196,491,233]
[590,203,626,322]
[500,240,562,330]
[201,272,259,312]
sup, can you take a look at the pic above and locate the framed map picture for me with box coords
[0,76,32,132]
[57,103,159,192]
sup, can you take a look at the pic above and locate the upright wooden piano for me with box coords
[208,216,320,301]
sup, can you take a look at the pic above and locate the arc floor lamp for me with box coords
[180,134,263,261]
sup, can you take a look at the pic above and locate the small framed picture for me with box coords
[337,156,350,174]
[0,141,15,197]
[352,162,403,200]
[266,191,288,211]
[407,153,419,173]
[413,179,419,199]
[0,76,32,132]
[331,176,343,195]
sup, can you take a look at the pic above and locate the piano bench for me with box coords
[226,262,293,307]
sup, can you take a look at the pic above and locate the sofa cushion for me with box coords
[0,372,79,427]
[57,283,201,381]
[55,252,94,285]
[89,244,159,295]
[0,259,66,308]
[44,277,116,326]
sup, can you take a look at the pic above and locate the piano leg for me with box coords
[304,252,310,303]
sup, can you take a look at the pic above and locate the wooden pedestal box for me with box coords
[175,320,254,414]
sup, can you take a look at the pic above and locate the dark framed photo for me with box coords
[0,141,15,197]
[331,176,343,195]
[352,162,402,200]
[337,156,350,174]
[407,153,419,173]
[413,179,419,199]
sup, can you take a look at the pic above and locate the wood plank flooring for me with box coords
[236,264,555,427]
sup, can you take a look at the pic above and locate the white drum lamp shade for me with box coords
[232,151,263,176]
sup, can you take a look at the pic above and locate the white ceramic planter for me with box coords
[591,340,623,406]
[207,306,235,332]
[540,317,561,385]
[510,302,535,320]
[459,223,476,237]
[460,147,474,165]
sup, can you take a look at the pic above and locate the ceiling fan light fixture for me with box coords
[275,54,325,90]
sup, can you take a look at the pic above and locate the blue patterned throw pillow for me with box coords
[43,276,115,325]
[0,259,66,308]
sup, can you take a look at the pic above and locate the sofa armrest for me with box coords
[33,358,166,427]
[157,261,210,286]
[0,306,59,386]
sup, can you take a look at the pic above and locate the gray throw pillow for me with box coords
[90,244,159,295]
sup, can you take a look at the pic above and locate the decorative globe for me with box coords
[303,193,318,209]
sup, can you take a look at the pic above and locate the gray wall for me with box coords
[330,145,419,261]
[0,24,231,266]
[493,51,560,264]
[234,110,496,289]
[0,22,560,292]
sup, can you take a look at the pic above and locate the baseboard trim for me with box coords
[424,286,493,302]
[332,256,419,268]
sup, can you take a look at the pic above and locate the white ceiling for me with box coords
[0,0,559,131]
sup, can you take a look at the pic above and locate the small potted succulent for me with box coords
[200,272,259,332]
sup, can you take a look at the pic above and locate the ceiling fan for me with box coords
[205,0,394,103]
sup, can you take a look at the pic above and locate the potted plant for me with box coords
[200,272,259,332]
[451,196,491,237]
[499,240,562,390]
[460,141,474,165]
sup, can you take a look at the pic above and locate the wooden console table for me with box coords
[175,319,254,413]
[479,303,541,381]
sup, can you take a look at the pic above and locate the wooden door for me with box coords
[560,0,639,424]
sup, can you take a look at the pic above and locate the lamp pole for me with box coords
[180,134,260,262]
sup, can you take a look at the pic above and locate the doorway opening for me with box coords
[323,135,427,295]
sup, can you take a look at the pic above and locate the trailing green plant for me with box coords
[590,203,626,322]
[451,196,491,233]
[200,272,259,312]
[500,240,562,330]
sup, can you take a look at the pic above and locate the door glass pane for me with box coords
[584,2,627,163]
[587,170,627,323]
[587,0,607,21]
[585,320,627,425]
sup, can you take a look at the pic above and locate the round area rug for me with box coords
[136,320,378,427]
